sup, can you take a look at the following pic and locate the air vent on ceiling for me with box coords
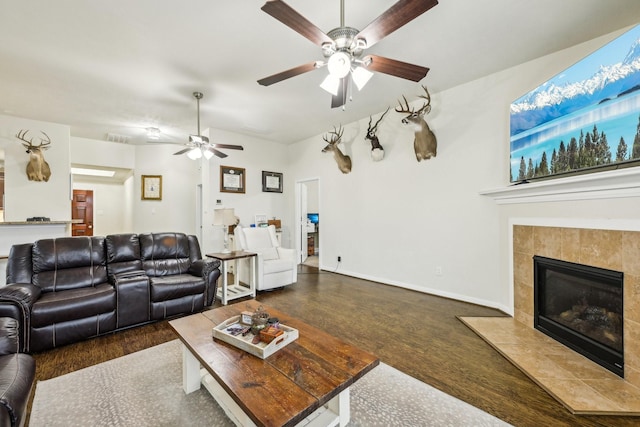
[106,133,130,144]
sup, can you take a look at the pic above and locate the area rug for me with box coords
[30,340,511,426]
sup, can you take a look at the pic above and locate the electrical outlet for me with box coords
[435,266,443,276]
[337,256,342,262]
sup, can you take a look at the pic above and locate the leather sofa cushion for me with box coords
[149,275,205,302]
[0,318,19,356]
[32,237,108,293]
[31,283,115,328]
[0,352,35,427]
[139,233,192,276]
[106,233,142,277]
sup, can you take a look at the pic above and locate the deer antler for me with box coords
[16,129,33,146]
[323,125,344,145]
[16,130,52,148]
[38,131,52,148]
[395,95,414,114]
[416,85,432,115]
[395,85,432,116]
[368,107,390,135]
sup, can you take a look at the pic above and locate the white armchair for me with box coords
[234,225,297,291]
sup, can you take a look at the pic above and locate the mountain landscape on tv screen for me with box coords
[509,25,640,182]
[510,36,640,137]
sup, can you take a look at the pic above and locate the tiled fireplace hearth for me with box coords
[461,222,640,415]
[512,225,640,387]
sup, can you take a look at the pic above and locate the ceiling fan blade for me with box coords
[173,147,193,155]
[258,62,319,86]
[356,0,439,49]
[261,0,332,46]
[207,147,228,159]
[212,143,244,151]
[363,54,429,82]
[331,77,349,109]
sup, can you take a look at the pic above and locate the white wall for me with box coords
[201,129,290,251]
[285,25,638,313]
[70,137,136,236]
[71,137,135,169]
[72,180,129,236]
[0,115,71,221]
[132,143,200,235]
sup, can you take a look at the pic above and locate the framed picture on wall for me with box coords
[262,171,283,193]
[141,175,162,200]
[220,166,245,193]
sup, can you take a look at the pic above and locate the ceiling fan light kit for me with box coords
[259,0,438,108]
[327,51,351,78]
[351,65,373,90]
[320,74,341,96]
[186,148,203,160]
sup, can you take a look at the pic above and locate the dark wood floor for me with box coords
[29,265,638,427]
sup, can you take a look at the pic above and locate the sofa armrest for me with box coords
[189,259,221,306]
[111,271,150,328]
[188,258,220,276]
[0,284,42,352]
[0,317,20,356]
[276,247,296,261]
[109,270,147,284]
[0,283,41,311]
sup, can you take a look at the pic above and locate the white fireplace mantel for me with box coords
[479,167,640,204]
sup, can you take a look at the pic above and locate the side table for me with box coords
[206,251,257,305]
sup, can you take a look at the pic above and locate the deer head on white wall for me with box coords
[322,125,351,174]
[16,129,52,182]
[365,107,389,162]
[396,85,437,162]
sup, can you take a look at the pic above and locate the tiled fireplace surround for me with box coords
[512,224,640,388]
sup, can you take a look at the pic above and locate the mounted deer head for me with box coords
[322,125,351,174]
[365,107,389,162]
[16,129,52,181]
[396,85,437,162]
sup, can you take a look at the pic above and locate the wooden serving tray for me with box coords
[212,315,299,359]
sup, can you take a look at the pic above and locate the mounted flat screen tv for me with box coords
[509,24,640,183]
[307,213,319,224]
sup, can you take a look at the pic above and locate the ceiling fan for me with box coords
[168,92,243,160]
[258,0,438,108]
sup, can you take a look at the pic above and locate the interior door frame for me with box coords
[295,177,320,266]
[71,189,94,236]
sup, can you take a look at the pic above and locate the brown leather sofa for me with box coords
[0,232,220,352]
[0,317,35,427]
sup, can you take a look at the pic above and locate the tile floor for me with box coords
[460,316,640,416]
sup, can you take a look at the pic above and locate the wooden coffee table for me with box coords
[169,300,379,427]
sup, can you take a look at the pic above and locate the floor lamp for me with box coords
[213,208,236,253]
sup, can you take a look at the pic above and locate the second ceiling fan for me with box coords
[258,0,438,108]
[171,92,243,160]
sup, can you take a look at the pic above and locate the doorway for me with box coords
[296,178,320,267]
[71,189,94,236]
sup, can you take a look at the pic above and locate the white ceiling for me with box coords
[1,0,639,146]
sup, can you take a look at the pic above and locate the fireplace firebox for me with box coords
[533,256,624,377]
